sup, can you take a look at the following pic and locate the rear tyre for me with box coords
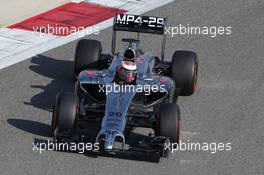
[51,92,78,137]
[171,50,198,96]
[157,103,181,143]
[74,39,102,77]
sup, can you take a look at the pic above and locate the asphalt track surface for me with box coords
[0,0,263,174]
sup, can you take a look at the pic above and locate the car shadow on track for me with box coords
[7,119,52,137]
[23,54,74,112]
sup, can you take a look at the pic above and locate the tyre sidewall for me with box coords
[158,103,181,143]
[171,51,198,96]
[53,92,78,131]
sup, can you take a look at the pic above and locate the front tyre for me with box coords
[51,92,78,137]
[157,103,181,144]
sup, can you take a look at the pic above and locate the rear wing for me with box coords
[113,13,166,35]
[111,13,167,61]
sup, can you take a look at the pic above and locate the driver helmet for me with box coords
[124,48,136,62]
[116,60,137,84]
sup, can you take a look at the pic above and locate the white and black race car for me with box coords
[51,13,198,160]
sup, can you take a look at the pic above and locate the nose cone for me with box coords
[96,130,126,152]
[104,132,116,151]
[104,140,114,151]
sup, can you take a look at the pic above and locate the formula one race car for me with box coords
[51,13,198,159]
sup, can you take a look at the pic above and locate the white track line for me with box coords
[181,131,200,136]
